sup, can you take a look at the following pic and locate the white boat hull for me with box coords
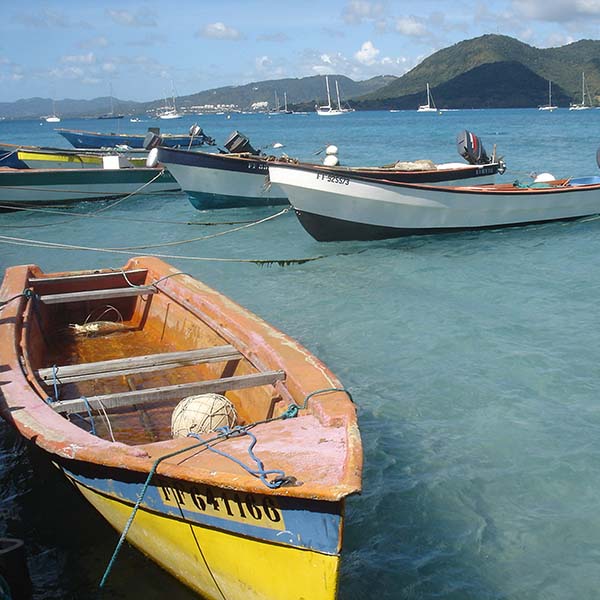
[268,164,600,241]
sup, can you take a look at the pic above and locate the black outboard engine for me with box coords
[223,130,259,155]
[143,131,162,150]
[457,130,490,165]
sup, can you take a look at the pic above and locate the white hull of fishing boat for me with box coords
[268,164,600,241]
[0,167,180,208]
[157,148,287,209]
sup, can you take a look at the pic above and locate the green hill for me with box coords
[357,34,600,108]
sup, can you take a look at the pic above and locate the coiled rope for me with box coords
[98,387,352,590]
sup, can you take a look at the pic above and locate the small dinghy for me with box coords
[0,257,362,600]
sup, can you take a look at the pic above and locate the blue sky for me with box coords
[1,0,599,102]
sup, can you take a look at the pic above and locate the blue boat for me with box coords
[56,127,215,149]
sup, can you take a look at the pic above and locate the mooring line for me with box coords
[0,202,266,227]
[0,234,327,265]
[101,207,291,250]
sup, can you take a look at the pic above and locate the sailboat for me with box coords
[539,80,558,111]
[98,83,124,120]
[417,83,438,112]
[44,99,61,123]
[315,76,353,116]
[159,81,182,120]
[569,72,592,111]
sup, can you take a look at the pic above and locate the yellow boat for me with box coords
[0,257,362,599]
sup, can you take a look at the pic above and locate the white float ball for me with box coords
[171,393,237,438]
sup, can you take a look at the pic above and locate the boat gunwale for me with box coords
[268,162,600,195]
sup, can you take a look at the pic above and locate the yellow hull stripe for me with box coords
[76,482,340,600]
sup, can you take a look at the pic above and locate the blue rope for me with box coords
[79,396,96,436]
[99,386,353,590]
[52,365,60,402]
[188,427,287,489]
[99,431,228,589]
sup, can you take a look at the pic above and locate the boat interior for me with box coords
[21,268,289,446]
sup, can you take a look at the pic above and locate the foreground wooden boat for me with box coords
[268,161,600,241]
[0,258,362,599]
[0,166,180,208]
[157,129,502,210]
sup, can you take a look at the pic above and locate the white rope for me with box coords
[102,207,291,250]
[0,234,326,265]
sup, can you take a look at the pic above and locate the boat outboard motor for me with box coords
[143,131,162,150]
[223,130,259,155]
[457,130,490,165]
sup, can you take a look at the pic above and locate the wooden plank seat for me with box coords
[49,370,286,415]
[37,345,243,384]
[38,286,156,305]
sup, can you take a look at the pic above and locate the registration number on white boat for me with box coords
[160,482,285,529]
[316,173,350,185]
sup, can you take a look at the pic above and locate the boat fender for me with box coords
[146,148,159,168]
[171,393,238,437]
[325,145,338,156]
[323,154,339,167]
[534,172,555,183]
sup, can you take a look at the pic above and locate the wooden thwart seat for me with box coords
[38,286,156,305]
[37,345,243,384]
[50,370,286,415]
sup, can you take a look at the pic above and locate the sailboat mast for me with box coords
[582,72,586,106]
[426,83,431,108]
[335,81,342,110]
[284,92,288,112]
[325,76,332,108]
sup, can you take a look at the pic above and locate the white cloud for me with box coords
[197,22,243,40]
[106,9,156,27]
[343,1,385,24]
[78,36,109,49]
[395,16,428,37]
[355,41,380,65]
[61,52,95,65]
[512,0,600,20]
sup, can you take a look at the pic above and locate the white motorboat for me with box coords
[157,130,504,210]
[268,140,600,241]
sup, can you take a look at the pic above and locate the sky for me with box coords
[1,0,599,103]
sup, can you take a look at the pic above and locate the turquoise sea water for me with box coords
[2,109,600,599]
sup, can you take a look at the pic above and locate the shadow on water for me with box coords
[0,420,198,600]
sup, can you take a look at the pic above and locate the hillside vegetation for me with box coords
[356,34,600,109]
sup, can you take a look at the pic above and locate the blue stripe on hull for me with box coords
[57,130,206,149]
[63,466,342,555]
[187,191,288,209]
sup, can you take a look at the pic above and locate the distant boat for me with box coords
[44,99,61,122]
[569,72,592,110]
[539,80,558,111]
[56,127,215,149]
[270,91,293,115]
[98,83,124,119]
[0,165,179,208]
[417,83,438,113]
[158,81,182,119]
[315,76,354,116]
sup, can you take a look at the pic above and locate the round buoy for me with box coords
[145,147,159,168]
[534,172,555,183]
[323,154,339,167]
[171,394,237,438]
[325,144,338,156]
